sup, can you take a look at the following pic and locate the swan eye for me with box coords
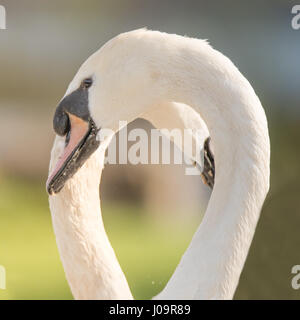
[82,78,93,89]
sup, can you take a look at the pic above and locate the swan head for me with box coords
[46,29,218,194]
[46,29,164,195]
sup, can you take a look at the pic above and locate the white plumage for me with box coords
[48,29,270,300]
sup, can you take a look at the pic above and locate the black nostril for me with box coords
[53,107,70,137]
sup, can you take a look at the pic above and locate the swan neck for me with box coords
[49,146,133,300]
[152,42,270,299]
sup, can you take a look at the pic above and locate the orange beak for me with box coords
[46,113,99,195]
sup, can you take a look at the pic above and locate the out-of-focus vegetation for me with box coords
[0,175,198,300]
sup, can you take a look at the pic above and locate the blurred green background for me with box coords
[0,0,299,299]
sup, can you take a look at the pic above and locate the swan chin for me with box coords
[46,113,99,195]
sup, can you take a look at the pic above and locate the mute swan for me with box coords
[47,29,270,300]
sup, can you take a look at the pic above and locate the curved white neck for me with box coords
[48,102,206,300]
[145,34,270,299]
[49,139,133,299]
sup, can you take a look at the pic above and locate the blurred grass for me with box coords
[0,175,198,300]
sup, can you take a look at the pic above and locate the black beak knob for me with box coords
[53,107,70,136]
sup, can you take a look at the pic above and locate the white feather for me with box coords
[48,29,270,300]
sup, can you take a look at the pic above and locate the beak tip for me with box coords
[46,178,54,196]
[46,185,52,196]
